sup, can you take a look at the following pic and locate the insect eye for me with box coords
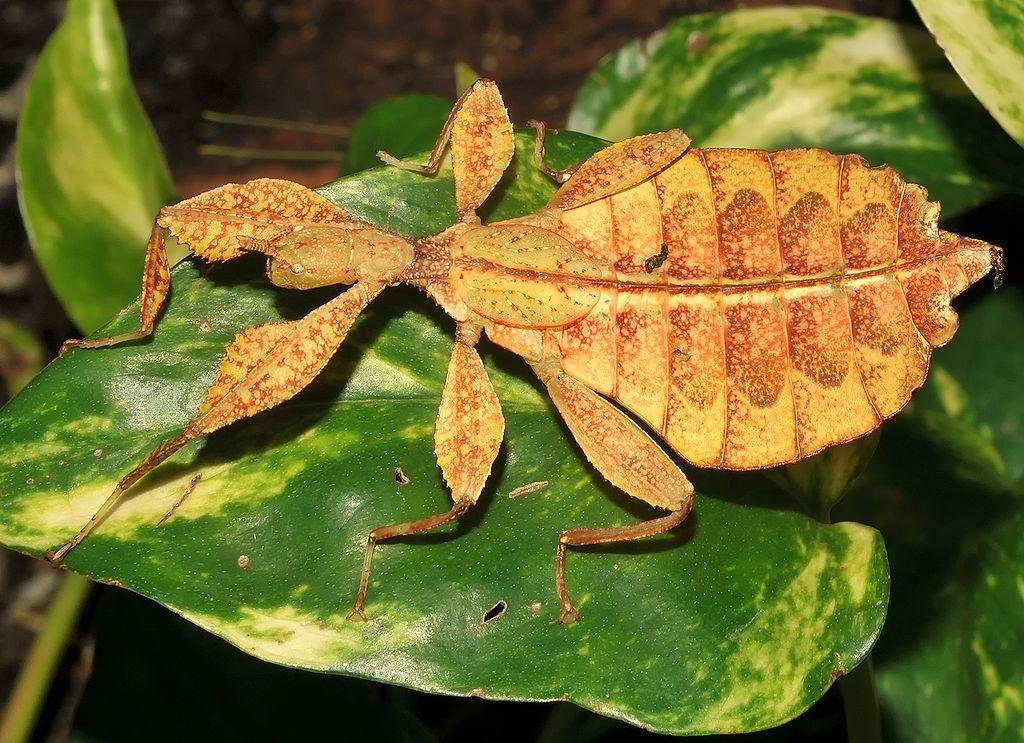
[290,263,305,275]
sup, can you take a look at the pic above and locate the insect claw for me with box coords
[346,607,368,623]
[58,339,81,357]
[556,604,580,625]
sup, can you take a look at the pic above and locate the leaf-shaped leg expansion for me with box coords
[530,122,691,210]
[536,367,695,624]
[377,79,513,220]
[348,323,504,621]
[47,280,386,564]
[60,179,368,354]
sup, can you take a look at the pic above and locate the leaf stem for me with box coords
[0,572,91,743]
[840,656,882,743]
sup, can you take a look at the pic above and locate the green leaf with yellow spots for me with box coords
[910,0,1024,148]
[840,287,1024,742]
[567,7,1024,218]
[16,0,179,333]
[0,130,887,735]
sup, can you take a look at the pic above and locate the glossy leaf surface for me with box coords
[340,94,454,176]
[567,7,1024,218]
[0,132,887,735]
[845,287,1024,742]
[910,0,1024,147]
[16,0,178,332]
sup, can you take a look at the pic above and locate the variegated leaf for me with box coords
[16,0,178,332]
[567,7,1024,218]
[0,131,887,735]
[911,0,1024,148]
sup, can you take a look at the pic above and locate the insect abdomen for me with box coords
[551,147,999,470]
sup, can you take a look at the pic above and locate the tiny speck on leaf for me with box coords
[237,554,251,569]
[25,478,34,486]
[93,449,104,457]
[198,317,212,332]
[393,467,411,486]
[528,601,542,614]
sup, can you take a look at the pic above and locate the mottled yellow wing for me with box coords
[545,147,1002,471]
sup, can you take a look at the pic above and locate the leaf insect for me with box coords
[49,80,1003,624]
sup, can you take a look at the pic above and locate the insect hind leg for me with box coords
[348,321,504,621]
[555,509,689,625]
[536,366,694,624]
[347,500,473,622]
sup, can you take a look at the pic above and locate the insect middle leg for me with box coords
[526,119,577,184]
[348,322,505,621]
[533,365,694,624]
[376,79,513,220]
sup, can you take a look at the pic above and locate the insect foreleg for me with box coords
[60,221,171,355]
[47,280,386,564]
[348,322,504,621]
[60,179,369,355]
[377,79,513,220]
[534,366,694,624]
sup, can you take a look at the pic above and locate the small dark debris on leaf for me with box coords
[482,600,507,624]
[393,467,411,486]
[644,242,668,273]
[25,477,33,486]
[508,480,548,498]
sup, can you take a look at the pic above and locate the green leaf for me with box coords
[910,0,1024,148]
[72,589,433,742]
[0,131,886,734]
[16,0,178,333]
[340,94,454,176]
[567,7,1024,218]
[839,288,1024,741]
